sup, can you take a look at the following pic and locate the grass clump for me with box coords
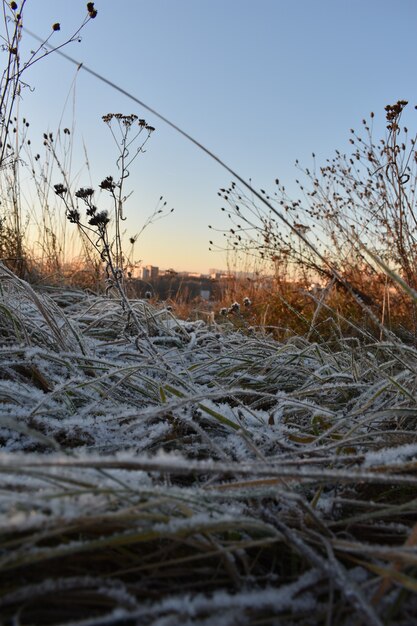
[1,265,417,624]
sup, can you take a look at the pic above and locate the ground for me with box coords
[1,262,417,625]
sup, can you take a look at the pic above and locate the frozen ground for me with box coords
[1,262,417,625]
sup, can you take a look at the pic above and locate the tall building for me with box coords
[139,265,159,280]
[147,265,159,279]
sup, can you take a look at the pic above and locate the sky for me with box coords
[13,0,417,273]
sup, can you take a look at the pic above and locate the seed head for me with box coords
[99,176,116,192]
[86,205,97,216]
[54,183,67,196]
[385,100,408,122]
[88,211,109,226]
[87,2,97,18]
[75,187,94,199]
[67,209,81,224]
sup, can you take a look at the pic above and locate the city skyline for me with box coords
[130,263,241,280]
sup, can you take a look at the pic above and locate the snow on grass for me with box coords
[1,263,417,624]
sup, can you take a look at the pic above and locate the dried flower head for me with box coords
[243,297,252,307]
[122,114,138,127]
[66,209,80,224]
[86,205,97,217]
[54,183,67,196]
[99,176,116,192]
[145,291,152,300]
[87,2,97,18]
[230,302,240,313]
[385,100,408,122]
[10,1,17,10]
[75,187,94,199]
[52,23,60,31]
[88,211,109,227]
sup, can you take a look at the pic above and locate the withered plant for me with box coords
[216,101,417,340]
[0,1,97,275]
[54,114,173,328]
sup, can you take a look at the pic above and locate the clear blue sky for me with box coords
[17,0,417,272]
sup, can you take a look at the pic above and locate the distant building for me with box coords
[210,271,234,280]
[148,265,159,279]
[140,265,159,280]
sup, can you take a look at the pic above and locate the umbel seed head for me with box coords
[75,187,94,199]
[99,176,116,191]
[54,183,67,196]
[88,211,109,226]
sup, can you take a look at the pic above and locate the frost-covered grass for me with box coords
[1,261,417,625]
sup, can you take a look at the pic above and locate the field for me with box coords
[1,261,417,625]
[1,3,417,624]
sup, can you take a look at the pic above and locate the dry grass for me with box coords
[1,263,417,624]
